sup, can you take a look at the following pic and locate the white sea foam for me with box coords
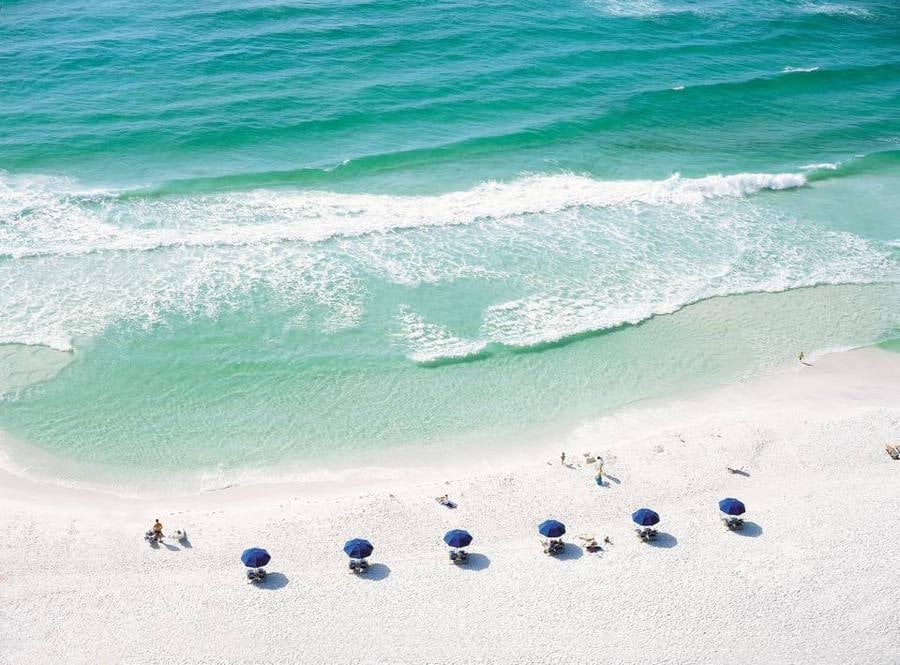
[0,170,808,259]
[800,162,839,170]
[782,66,820,73]
[672,85,685,91]
[394,307,487,363]
[587,0,717,18]
[799,3,873,19]
[1,169,895,360]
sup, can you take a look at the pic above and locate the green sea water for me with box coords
[1,0,898,486]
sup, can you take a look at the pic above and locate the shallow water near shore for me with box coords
[1,283,897,493]
[1,0,898,483]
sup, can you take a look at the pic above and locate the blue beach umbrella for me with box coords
[631,508,660,527]
[538,520,566,538]
[718,498,746,516]
[443,529,473,549]
[343,538,374,559]
[241,547,271,568]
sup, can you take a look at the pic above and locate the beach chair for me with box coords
[247,568,267,583]
[449,550,469,564]
[543,539,564,555]
[637,528,658,541]
[349,559,370,574]
[723,517,744,531]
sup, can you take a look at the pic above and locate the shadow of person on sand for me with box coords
[734,521,763,538]
[362,563,391,581]
[555,544,584,561]
[256,572,289,590]
[604,474,621,485]
[162,541,180,552]
[647,532,678,549]
[178,535,193,549]
[459,553,490,571]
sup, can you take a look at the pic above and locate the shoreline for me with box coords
[0,340,889,502]
[1,344,899,663]
[0,342,895,506]
[2,277,897,498]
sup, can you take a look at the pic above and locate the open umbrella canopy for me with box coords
[632,508,660,526]
[718,498,746,515]
[343,538,374,559]
[538,519,566,538]
[241,547,271,568]
[443,529,473,548]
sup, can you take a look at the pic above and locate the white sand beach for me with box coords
[1,347,898,665]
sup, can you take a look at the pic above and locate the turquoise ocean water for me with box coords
[1,0,898,486]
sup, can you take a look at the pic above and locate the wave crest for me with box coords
[0,170,806,259]
[1,168,895,359]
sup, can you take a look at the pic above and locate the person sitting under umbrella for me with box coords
[241,548,271,583]
[344,539,374,574]
[632,508,659,541]
[719,498,746,530]
[444,529,472,564]
[538,520,566,555]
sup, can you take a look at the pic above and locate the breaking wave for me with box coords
[1,168,896,358]
[0,170,808,260]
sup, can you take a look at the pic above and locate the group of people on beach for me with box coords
[560,451,605,484]
[145,519,188,545]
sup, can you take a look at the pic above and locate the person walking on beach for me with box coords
[798,351,805,363]
[595,458,604,485]
[152,519,163,543]
[560,451,566,465]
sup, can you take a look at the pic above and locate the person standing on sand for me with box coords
[595,458,604,484]
[152,519,163,542]
[560,452,566,465]
[798,351,805,363]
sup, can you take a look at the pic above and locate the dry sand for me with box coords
[1,347,898,664]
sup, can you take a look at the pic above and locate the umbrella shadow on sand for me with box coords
[733,522,763,538]
[647,532,678,549]
[253,573,288,591]
[555,544,584,561]
[458,553,491,571]
[362,563,391,581]
[256,572,290,590]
